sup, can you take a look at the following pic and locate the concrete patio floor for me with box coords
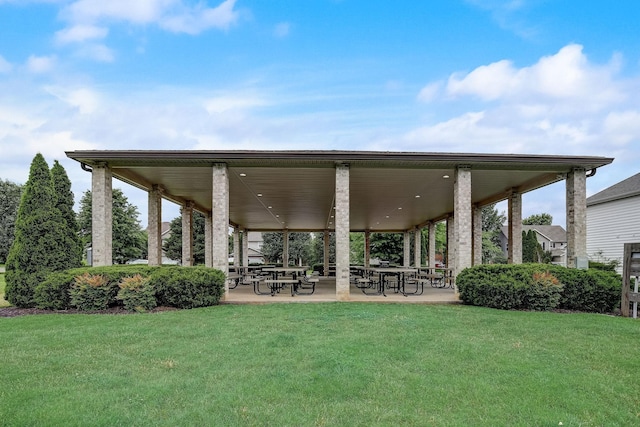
[223,276,460,304]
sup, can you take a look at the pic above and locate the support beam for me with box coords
[508,190,523,264]
[472,205,483,266]
[211,164,230,294]
[242,229,249,267]
[335,164,350,301]
[147,185,163,266]
[566,168,587,268]
[233,227,240,267]
[446,216,454,268]
[403,231,411,267]
[323,230,330,277]
[428,222,436,268]
[91,164,112,266]
[414,227,421,268]
[364,230,371,268]
[283,229,289,267]
[454,166,472,276]
[181,201,194,267]
[204,212,213,267]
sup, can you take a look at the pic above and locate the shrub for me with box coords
[35,265,224,311]
[153,266,224,309]
[34,271,76,310]
[457,264,621,313]
[69,273,115,311]
[117,274,156,312]
[35,265,162,310]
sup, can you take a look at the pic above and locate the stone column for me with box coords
[454,166,472,276]
[181,201,194,266]
[403,231,411,267]
[364,230,371,268]
[323,230,330,276]
[508,189,523,264]
[282,229,289,267]
[335,163,350,301]
[242,229,249,267]
[446,216,454,268]
[211,164,230,289]
[204,212,213,267]
[233,227,240,268]
[472,205,483,266]
[147,185,163,266]
[566,168,587,268]
[414,227,421,268]
[428,222,436,267]
[91,164,112,266]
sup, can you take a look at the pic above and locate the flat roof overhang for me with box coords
[66,150,614,232]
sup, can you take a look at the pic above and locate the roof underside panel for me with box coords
[67,150,614,232]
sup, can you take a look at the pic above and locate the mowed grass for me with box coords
[1,303,639,426]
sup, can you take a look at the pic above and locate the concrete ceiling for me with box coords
[66,150,614,232]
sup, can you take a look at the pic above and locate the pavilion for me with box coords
[66,150,614,301]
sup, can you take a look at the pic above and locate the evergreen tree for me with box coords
[522,229,539,263]
[5,154,76,307]
[162,211,206,264]
[370,232,403,264]
[51,161,82,268]
[0,179,23,264]
[261,232,283,264]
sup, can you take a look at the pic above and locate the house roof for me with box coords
[66,150,613,232]
[501,225,567,242]
[586,172,640,206]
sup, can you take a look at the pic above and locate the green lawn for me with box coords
[1,303,639,426]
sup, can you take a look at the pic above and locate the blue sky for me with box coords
[1,0,639,227]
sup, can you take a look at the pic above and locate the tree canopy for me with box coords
[523,213,553,225]
[0,179,23,264]
[163,211,206,264]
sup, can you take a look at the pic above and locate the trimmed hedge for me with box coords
[34,265,224,311]
[457,264,621,313]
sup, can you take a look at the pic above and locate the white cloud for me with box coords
[0,54,12,73]
[45,86,102,114]
[273,22,290,38]
[160,0,239,34]
[443,44,624,109]
[75,43,115,62]
[25,55,56,73]
[417,81,442,103]
[55,24,108,44]
[60,0,239,35]
[204,95,267,114]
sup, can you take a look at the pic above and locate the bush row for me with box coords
[34,265,225,312]
[456,264,622,313]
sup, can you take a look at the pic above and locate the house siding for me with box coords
[587,195,640,273]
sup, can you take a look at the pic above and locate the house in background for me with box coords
[500,225,568,266]
[587,172,640,273]
[229,231,265,264]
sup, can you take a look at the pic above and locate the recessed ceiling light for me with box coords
[276,214,280,218]
[443,174,450,179]
[268,206,272,209]
[415,195,421,198]
[257,193,263,197]
[239,173,247,177]
[385,215,390,218]
[398,207,402,210]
